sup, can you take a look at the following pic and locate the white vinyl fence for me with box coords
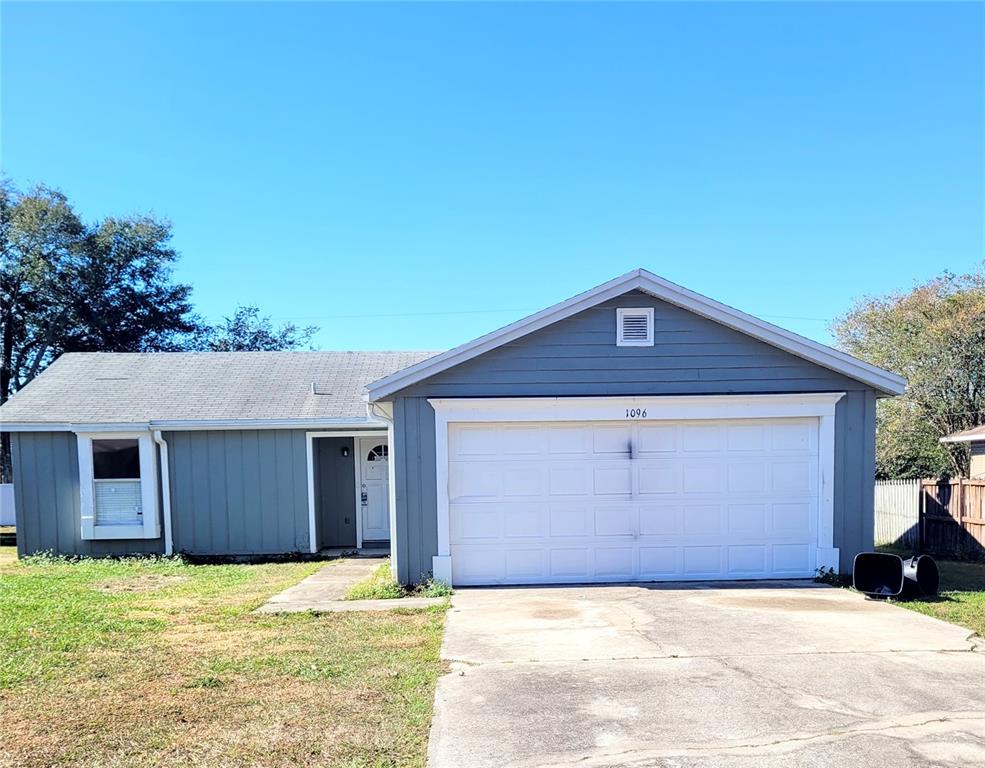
[874,479,921,548]
[0,484,14,526]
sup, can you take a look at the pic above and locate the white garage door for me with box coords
[448,418,819,585]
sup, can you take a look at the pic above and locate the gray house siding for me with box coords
[314,436,357,549]
[10,432,164,557]
[388,291,881,583]
[166,430,310,556]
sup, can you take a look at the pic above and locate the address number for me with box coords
[625,408,647,419]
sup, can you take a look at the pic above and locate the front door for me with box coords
[359,438,391,544]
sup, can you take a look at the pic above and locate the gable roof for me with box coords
[367,268,907,400]
[0,351,438,430]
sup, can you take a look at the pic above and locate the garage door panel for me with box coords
[639,505,682,535]
[549,503,592,536]
[503,504,548,538]
[772,502,813,534]
[502,466,544,496]
[771,461,815,493]
[547,426,592,455]
[772,543,812,574]
[549,466,592,495]
[682,463,723,493]
[638,463,680,494]
[728,545,767,575]
[593,425,633,455]
[683,504,723,535]
[500,426,546,455]
[594,465,632,495]
[683,546,723,575]
[639,546,678,577]
[727,503,767,534]
[726,423,768,451]
[448,418,820,585]
[682,424,723,452]
[594,547,634,578]
[504,549,545,579]
[449,463,499,500]
[451,504,501,540]
[772,422,815,452]
[594,505,634,536]
[637,424,678,453]
[550,548,590,578]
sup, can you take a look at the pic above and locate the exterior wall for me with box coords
[388,291,882,583]
[314,436,356,549]
[10,431,164,557]
[971,443,985,480]
[166,430,309,555]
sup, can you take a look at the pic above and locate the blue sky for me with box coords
[2,2,982,351]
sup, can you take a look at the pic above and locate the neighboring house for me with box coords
[0,269,905,586]
[941,427,985,479]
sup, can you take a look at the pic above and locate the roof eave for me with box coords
[1,417,388,433]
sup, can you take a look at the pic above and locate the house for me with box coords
[0,269,905,586]
[941,427,985,479]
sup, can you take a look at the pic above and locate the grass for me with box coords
[0,547,447,767]
[345,562,452,602]
[895,557,985,637]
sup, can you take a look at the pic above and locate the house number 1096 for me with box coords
[625,408,647,419]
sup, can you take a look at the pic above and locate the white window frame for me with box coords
[427,393,844,586]
[77,431,160,540]
[616,307,654,346]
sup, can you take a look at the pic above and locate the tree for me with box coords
[833,265,985,478]
[0,182,201,480]
[202,306,317,352]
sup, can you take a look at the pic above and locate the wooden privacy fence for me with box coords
[921,478,985,558]
[874,479,921,548]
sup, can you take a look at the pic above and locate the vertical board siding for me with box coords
[10,432,163,557]
[166,429,310,555]
[314,437,356,548]
[874,479,921,548]
[392,397,438,584]
[389,290,880,582]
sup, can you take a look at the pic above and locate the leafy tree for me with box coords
[202,306,317,352]
[833,265,985,478]
[0,183,201,480]
[0,181,321,482]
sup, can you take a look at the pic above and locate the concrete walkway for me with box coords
[429,583,985,767]
[256,558,445,613]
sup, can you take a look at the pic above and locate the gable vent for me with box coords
[616,308,654,347]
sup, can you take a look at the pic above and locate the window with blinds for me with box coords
[92,439,143,527]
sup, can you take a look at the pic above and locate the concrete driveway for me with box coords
[428,582,985,767]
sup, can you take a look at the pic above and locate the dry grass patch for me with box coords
[0,554,446,767]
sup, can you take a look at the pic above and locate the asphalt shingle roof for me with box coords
[0,351,439,425]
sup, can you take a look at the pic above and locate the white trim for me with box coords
[367,268,906,399]
[616,307,654,347]
[152,430,174,556]
[3,417,387,433]
[941,433,985,444]
[429,393,844,586]
[77,430,160,541]
[305,430,388,554]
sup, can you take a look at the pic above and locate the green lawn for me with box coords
[898,557,985,637]
[0,546,446,767]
